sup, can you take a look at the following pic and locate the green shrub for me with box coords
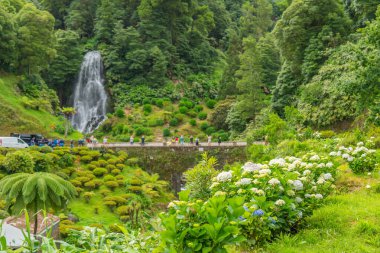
[194,105,203,112]
[187,110,197,118]
[3,151,34,173]
[205,127,216,135]
[169,118,179,126]
[93,168,108,177]
[104,175,115,182]
[155,99,164,108]
[30,152,52,172]
[189,119,197,126]
[320,130,336,139]
[179,99,194,109]
[126,158,139,166]
[163,128,171,137]
[206,99,217,109]
[200,122,209,131]
[39,146,53,153]
[105,181,119,189]
[198,112,207,120]
[179,106,189,114]
[175,113,185,122]
[80,156,93,164]
[115,108,125,118]
[183,154,218,200]
[98,160,108,168]
[143,104,152,114]
[111,169,121,175]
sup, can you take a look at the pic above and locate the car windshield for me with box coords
[18,138,26,144]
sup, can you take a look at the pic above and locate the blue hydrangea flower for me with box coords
[243,206,249,211]
[253,209,264,216]
[268,217,276,224]
[239,216,247,221]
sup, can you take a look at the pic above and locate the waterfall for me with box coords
[72,51,108,134]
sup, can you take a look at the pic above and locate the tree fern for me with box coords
[0,172,77,234]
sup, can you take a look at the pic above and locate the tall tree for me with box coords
[240,0,273,39]
[272,0,351,114]
[0,173,77,235]
[16,3,57,75]
[44,29,82,103]
[0,5,17,70]
[65,0,99,38]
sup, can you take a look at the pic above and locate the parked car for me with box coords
[0,137,29,149]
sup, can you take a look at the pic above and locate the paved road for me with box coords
[88,141,257,148]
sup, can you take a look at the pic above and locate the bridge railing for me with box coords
[87,141,250,148]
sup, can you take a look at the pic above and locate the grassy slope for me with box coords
[263,171,380,253]
[106,102,215,142]
[0,73,80,138]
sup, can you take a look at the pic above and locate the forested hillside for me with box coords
[0,0,379,138]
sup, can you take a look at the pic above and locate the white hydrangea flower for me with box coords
[269,158,286,167]
[357,142,364,146]
[287,179,294,185]
[342,154,350,159]
[214,191,227,196]
[305,194,311,198]
[317,178,325,184]
[292,180,303,190]
[287,190,295,196]
[295,197,303,203]
[315,194,323,199]
[329,151,337,156]
[259,169,272,175]
[309,155,320,161]
[323,173,332,180]
[366,185,371,189]
[236,178,252,186]
[361,154,366,158]
[167,202,176,208]
[275,199,286,206]
[326,162,333,168]
[297,211,303,218]
[347,156,354,162]
[242,162,262,173]
[268,178,281,185]
[317,163,325,168]
[337,151,342,156]
[288,163,296,171]
[216,171,232,182]
[303,170,311,176]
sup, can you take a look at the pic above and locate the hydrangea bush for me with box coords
[161,154,337,250]
[330,141,377,174]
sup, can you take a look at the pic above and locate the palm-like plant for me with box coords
[0,172,77,235]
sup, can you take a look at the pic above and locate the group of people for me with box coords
[126,135,222,146]
[169,135,222,146]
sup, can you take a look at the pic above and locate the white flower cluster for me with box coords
[216,171,233,182]
[331,143,376,163]
[269,158,286,167]
[242,162,262,173]
[236,178,252,186]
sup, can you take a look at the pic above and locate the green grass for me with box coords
[263,189,380,253]
[68,192,120,226]
[0,73,80,138]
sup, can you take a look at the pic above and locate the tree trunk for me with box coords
[64,118,69,138]
[33,212,38,235]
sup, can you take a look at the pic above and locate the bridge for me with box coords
[89,141,248,149]
[90,141,255,192]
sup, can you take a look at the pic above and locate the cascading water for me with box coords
[72,51,108,134]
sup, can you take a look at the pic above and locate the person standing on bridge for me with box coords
[207,135,212,146]
[180,135,184,145]
[103,136,108,145]
[130,135,134,145]
[218,136,222,145]
[190,135,194,145]
[141,135,145,146]
[195,137,199,146]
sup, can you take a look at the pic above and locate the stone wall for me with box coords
[107,145,248,192]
